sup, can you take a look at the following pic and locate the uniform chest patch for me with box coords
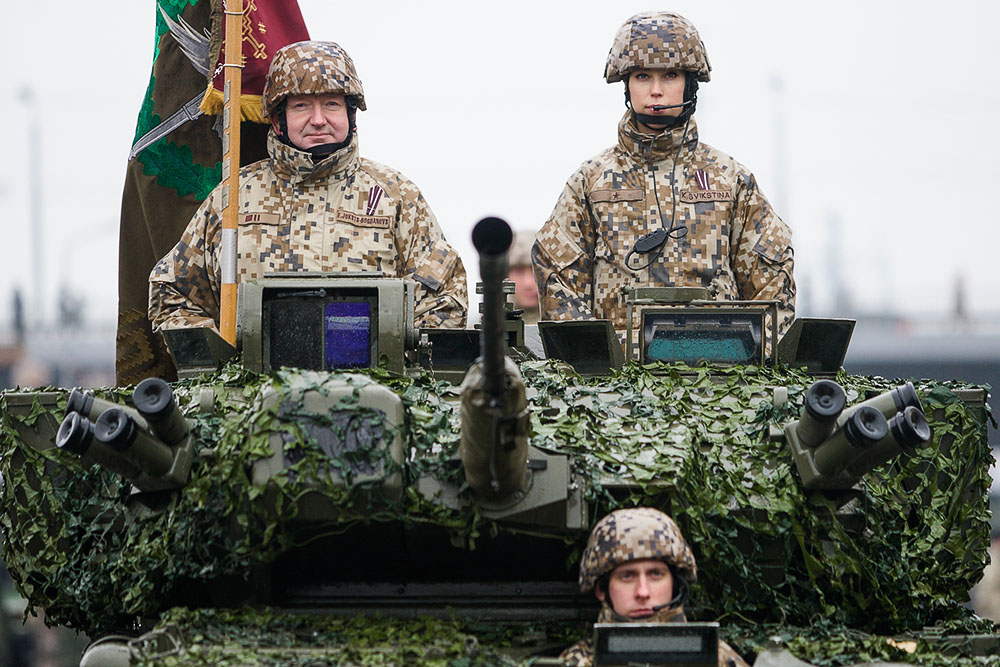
[335,209,392,229]
[680,190,733,203]
[591,188,644,203]
[240,212,281,225]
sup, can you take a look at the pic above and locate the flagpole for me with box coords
[219,0,244,346]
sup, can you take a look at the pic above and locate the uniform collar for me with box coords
[617,110,699,164]
[267,130,360,185]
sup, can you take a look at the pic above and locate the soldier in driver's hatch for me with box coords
[532,12,795,335]
[562,507,748,667]
[149,41,468,333]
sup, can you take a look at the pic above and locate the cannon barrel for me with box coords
[459,217,530,502]
[472,216,513,398]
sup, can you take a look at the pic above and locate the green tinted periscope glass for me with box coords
[642,312,762,365]
[647,333,753,363]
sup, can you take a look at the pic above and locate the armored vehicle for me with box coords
[0,218,995,665]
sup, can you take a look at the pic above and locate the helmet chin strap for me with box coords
[625,74,699,131]
[274,98,358,159]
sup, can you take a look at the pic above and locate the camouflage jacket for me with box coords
[559,606,748,667]
[532,112,795,334]
[148,132,468,332]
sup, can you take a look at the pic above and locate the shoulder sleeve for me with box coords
[391,176,469,328]
[559,638,594,666]
[532,169,598,321]
[730,172,796,334]
[147,189,223,333]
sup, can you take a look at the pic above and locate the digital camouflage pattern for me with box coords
[149,132,469,331]
[532,113,795,334]
[604,12,711,84]
[577,507,697,592]
[262,41,367,117]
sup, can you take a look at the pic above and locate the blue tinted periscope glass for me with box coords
[324,301,371,368]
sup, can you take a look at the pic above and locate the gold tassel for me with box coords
[198,84,267,124]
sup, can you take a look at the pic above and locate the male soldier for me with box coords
[562,507,747,667]
[533,13,795,336]
[149,41,468,334]
[509,231,540,324]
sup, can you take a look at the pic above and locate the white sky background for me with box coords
[0,0,998,328]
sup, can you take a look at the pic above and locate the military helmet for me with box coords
[604,12,711,84]
[578,507,697,593]
[508,231,535,268]
[262,41,367,119]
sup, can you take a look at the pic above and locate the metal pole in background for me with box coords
[19,86,43,329]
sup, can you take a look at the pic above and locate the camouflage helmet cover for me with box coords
[262,41,367,118]
[508,231,536,267]
[604,12,711,84]
[578,507,697,593]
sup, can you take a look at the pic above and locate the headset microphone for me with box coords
[650,101,692,111]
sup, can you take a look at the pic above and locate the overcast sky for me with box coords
[1,0,998,328]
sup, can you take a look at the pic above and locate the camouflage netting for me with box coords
[125,609,1000,667]
[128,607,581,666]
[0,361,995,661]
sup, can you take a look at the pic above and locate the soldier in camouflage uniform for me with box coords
[561,507,747,667]
[149,41,468,333]
[509,231,540,324]
[533,13,795,336]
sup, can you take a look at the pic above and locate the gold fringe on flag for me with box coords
[199,84,267,123]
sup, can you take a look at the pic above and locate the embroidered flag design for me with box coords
[695,169,710,191]
[366,185,384,215]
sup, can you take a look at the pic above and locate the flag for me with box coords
[116,0,308,384]
[199,0,310,122]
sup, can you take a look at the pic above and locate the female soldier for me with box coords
[532,13,795,336]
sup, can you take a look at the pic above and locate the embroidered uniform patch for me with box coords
[680,190,732,203]
[335,209,392,229]
[695,169,710,190]
[591,188,644,203]
[240,212,281,225]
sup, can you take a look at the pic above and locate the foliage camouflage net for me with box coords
[0,360,995,664]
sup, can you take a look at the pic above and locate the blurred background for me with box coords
[0,1,997,663]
